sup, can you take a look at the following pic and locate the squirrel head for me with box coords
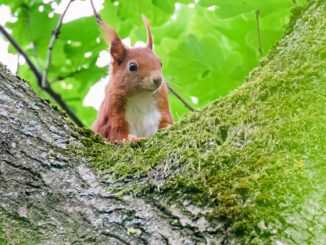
[100,16,163,94]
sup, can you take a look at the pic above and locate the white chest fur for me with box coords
[125,92,161,137]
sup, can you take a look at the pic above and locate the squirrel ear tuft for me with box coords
[99,20,126,63]
[142,15,153,49]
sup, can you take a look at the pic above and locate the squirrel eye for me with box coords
[129,63,137,71]
[160,59,163,67]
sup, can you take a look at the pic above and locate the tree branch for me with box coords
[166,82,195,112]
[90,0,102,23]
[0,25,83,127]
[0,26,41,81]
[255,9,263,57]
[42,0,74,88]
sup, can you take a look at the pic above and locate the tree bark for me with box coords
[0,1,325,244]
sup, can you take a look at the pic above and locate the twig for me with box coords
[166,82,195,112]
[90,0,102,23]
[0,24,83,127]
[255,9,263,57]
[89,0,194,112]
[0,25,42,81]
[42,0,74,88]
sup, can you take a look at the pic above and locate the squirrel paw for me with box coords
[126,134,142,141]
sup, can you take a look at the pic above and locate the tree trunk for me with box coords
[0,1,325,244]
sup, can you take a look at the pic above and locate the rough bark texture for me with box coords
[0,1,325,244]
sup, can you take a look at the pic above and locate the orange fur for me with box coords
[92,17,173,142]
[92,85,129,142]
[157,83,174,128]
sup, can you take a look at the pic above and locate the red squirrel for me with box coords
[92,17,173,142]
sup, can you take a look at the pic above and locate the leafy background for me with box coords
[0,0,306,127]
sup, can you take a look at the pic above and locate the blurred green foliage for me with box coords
[0,0,306,126]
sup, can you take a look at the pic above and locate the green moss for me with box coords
[78,1,325,243]
[0,211,43,244]
[0,230,7,245]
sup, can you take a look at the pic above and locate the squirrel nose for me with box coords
[153,77,162,87]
